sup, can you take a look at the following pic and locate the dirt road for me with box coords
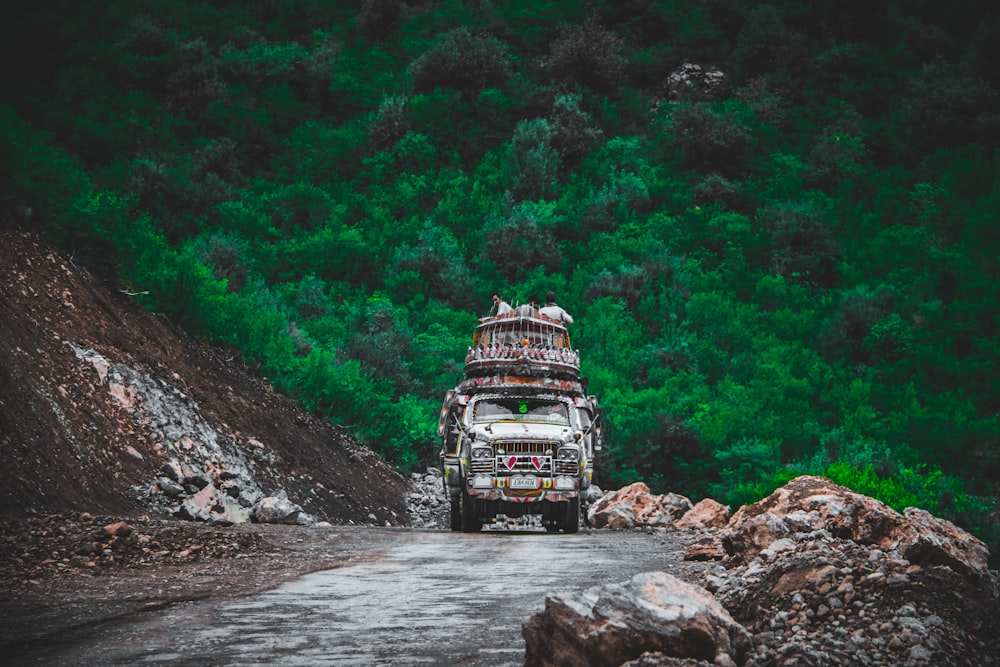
[8,526,709,666]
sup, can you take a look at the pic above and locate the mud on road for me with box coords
[1,516,392,660]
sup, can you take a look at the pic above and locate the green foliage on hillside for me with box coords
[3,0,998,553]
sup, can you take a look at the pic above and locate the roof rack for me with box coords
[465,310,579,381]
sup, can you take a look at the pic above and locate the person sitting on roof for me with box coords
[515,294,540,317]
[538,291,573,324]
[490,292,513,316]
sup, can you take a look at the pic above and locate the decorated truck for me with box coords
[437,307,602,532]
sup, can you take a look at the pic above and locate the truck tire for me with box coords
[460,488,483,533]
[562,497,580,534]
[541,500,560,532]
[449,497,462,532]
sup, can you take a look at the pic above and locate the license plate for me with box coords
[508,476,538,489]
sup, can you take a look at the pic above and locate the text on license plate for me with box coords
[509,476,538,489]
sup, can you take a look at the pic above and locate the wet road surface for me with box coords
[17,527,682,666]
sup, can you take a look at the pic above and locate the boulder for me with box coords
[101,521,133,538]
[684,536,726,562]
[720,476,902,562]
[160,460,191,484]
[582,484,605,505]
[157,476,186,498]
[588,483,694,529]
[718,476,991,581]
[664,63,725,103]
[674,499,729,531]
[599,503,639,530]
[176,485,217,522]
[523,571,751,667]
[175,484,250,525]
[251,489,315,526]
[896,507,990,581]
[721,511,792,562]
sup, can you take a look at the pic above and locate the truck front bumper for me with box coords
[466,474,579,502]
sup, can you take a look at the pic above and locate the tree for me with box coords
[337,295,414,395]
[819,286,901,365]
[662,101,754,177]
[479,200,564,282]
[548,93,604,170]
[387,221,477,310]
[547,18,627,98]
[193,231,249,293]
[731,4,809,81]
[900,59,1000,154]
[804,106,869,192]
[757,201,839,288]
[357,0,406,44]
[409,28,512,102]
[368,95,411,152]
[508,118,560,201]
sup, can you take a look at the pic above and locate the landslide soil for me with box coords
[0,223,411,654]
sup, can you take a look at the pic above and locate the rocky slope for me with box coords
[0,226,408,526]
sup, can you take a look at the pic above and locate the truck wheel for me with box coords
[562,497,580,534]
[460,489,483,533]
[449,497,462,532]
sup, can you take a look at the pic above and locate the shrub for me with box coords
[194,232,249,293]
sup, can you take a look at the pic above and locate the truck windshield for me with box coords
[472,399,570,425]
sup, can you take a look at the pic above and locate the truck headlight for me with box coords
[557,447,580,462]
[471,446,492,459]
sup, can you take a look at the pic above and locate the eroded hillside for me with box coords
[0,225,407,525]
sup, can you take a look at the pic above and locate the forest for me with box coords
[2,0,998,553]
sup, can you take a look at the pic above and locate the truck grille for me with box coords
[501,440,558,455]
[496,455,552,474]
